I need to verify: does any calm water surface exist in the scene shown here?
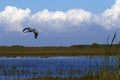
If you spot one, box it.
[0,56,119,80]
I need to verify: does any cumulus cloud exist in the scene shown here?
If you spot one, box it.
[0,6,92,32]
[31,9,92,31]
[0,6,30,32]
[96,0,120,29]
[0,0,120,33]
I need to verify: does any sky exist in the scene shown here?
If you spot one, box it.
[0,0,120,46]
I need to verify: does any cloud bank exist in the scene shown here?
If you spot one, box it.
[0,0,120,33]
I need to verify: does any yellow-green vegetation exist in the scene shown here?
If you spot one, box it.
[0,44,120,56]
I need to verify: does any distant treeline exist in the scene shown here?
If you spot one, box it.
[0,43,117,48]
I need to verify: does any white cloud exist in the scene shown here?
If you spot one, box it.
[0,6,92,32]
[97,0,120,29]
[0,0,120,33]
[31,9,92,31]
[66,9,91,25]
[0,6,30,32]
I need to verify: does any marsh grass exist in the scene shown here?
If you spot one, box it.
[0,44,120,57]
[93,30,120,80]
[28,31,120,80]
[0,31,120,80]
[0,56,119,80]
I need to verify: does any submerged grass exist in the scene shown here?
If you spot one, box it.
[27,71,120,80]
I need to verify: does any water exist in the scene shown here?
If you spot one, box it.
[0,56,119,80]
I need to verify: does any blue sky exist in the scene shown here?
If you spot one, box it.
[0,0,114,13]
[0,0,120,46]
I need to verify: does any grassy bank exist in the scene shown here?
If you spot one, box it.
[0,44,120,56]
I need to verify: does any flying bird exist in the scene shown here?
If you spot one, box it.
[22,27,39,39]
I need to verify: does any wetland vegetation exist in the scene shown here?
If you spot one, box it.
[0,31,120,80]
[0,43,120,57]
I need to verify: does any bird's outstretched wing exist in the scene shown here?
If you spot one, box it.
[34,33,38,39]
[22,28,28,32]
[22,27,31,32]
